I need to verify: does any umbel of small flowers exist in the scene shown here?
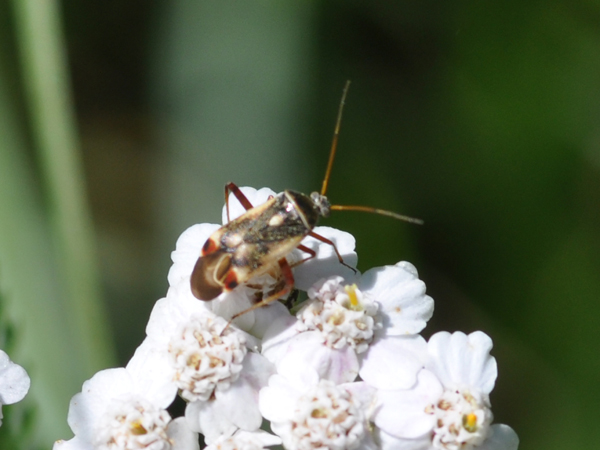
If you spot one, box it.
[53,187,519,450]
[0,349,30,427]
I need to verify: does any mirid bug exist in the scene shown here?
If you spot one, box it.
[190,81,422,322]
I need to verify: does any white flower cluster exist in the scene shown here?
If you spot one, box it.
[54,187,519,450]
[0,349,30,427]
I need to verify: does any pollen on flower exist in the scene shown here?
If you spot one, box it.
[130,419,147,435]
[94,396,172,450]
[299,277,379,353]
[168,313,247,402]
[279,380,366,450]
[463,413,478,432]
[429,387,493,450]
[344,284,361,311]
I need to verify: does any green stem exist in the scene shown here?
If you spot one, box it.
[11,0,115,371]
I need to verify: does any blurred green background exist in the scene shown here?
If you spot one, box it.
[1,0,599,448]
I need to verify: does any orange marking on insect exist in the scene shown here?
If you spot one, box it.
[223,271,239,291]
[202,238,219,255]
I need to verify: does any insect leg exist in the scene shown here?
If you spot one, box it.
[227,258,294,324]
[289,244,317,268]
[307,231,357,273]
[224,182,254,223]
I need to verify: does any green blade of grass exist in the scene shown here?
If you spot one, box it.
[3,0,116,444]
[0,61,73,445]
[11,0,115,370]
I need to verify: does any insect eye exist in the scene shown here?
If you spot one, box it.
[202,238,218,255]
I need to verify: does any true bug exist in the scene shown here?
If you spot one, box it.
[190,81,422,322]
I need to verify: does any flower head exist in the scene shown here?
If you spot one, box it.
[262,262,432,387]
[53,368,198,450]
[300,277,379,353]
[143,285,275,443]
[168,313,247,402]
[371,331,519,450]
[259,366,376,450]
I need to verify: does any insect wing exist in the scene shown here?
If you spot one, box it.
[191,250,233,300]
[223,194,308,280]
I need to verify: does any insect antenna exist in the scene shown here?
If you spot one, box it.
[321,80,423,225]
[321,80,351,197]
[330,205,423,225]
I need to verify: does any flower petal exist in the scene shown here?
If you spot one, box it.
[239,352,276,392]
[359,261,433,335]
[261,315,301,366]
[52,436,88,450]
[247,301,292,340]
[215,377,263,432]
[126,338,178,408]
[278,331,359,384]
[66,368,133,439]
[167,417,200,450]
[375,428,432,450]
[373,370,441,439]
[359,335,427,390]
[478,424,519,450]
[259,374,300,422]
[427,331,497,394]
[185,399,238,444]
[292,226,358,290]
[168,223,221,287]
[0,350,30,405]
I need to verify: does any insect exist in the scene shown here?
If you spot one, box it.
[190,81,422,322]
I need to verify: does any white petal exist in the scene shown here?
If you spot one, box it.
[211,289,257,331]
[360,336,427,390]
[359,262,434,335]
[258,374,299,422]
[427,331,497,394]
[239,352,276,392]
[167,417,200,450]
[52,436,89,450]
[478,424,519,450]
[67,368,133,439]
[222,187,277,223]
[232,429,282,447]
[278,331,359,384]
[173,280,219,316]
[126,338,178,408]
[246,301,292,340]
[0,350,30,405]
[215,378,263,431]
[168,223,221,287]
[146,286,212,343]
[375,428,433,450]
[342,381,376,416]
[146,286,212,350]
[185,400,237,444]
[292,226,358,290]
[374,370,441,439]
[145,297,176,341]
[261,315,301,366]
